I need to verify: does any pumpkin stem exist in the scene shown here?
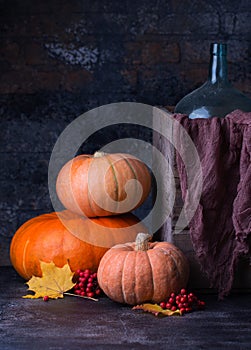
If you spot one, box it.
[135,233,152,251]
[94,151,107,158]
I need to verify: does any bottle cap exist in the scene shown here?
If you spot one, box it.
[210,43,227,56]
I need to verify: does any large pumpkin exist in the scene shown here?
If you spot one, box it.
[10,211,147,280]
[97,233,189,305]
[56,152,151,217]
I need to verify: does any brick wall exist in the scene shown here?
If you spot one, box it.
[0,0,250,265]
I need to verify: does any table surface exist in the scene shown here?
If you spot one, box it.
[1,267,251,350]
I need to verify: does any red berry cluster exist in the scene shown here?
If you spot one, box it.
[73,269,102,298]
[159,289,205,315]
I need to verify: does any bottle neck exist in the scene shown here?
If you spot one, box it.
[208,43,229,85]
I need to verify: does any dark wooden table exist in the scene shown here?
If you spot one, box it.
[1,267,251,350]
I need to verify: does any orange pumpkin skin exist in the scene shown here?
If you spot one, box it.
[10,211,147,280]
[97,240,189,305]
[56,152,151,217]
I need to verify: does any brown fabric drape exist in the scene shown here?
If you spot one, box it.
[173,110,251,298]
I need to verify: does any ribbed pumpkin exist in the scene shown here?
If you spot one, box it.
[97,233,189,305]
[56,152,151,217]
[10,211,147,280]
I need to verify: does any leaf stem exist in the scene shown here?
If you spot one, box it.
[63,292,99,302]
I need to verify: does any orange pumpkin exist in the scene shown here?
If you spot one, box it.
[97,233,189,305]
[10,211,147,280]
[56,152,151,217]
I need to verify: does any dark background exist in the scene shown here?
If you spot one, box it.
[0,0,250,265]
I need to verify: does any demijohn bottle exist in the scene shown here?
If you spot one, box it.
[174,43,251,119]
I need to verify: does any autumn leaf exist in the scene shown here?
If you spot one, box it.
[132,303,182,317]
[23,261,76,299]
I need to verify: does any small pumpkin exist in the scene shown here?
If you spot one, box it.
[10,210,147,280]
[56,152,151,217]
[97,233,189,305]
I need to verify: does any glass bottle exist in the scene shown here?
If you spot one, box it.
[174,43,251,119]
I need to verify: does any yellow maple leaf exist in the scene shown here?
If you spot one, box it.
[132,303,182,317]
[23,261,76,299]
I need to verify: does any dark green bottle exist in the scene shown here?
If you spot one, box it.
[174,43,251,119]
